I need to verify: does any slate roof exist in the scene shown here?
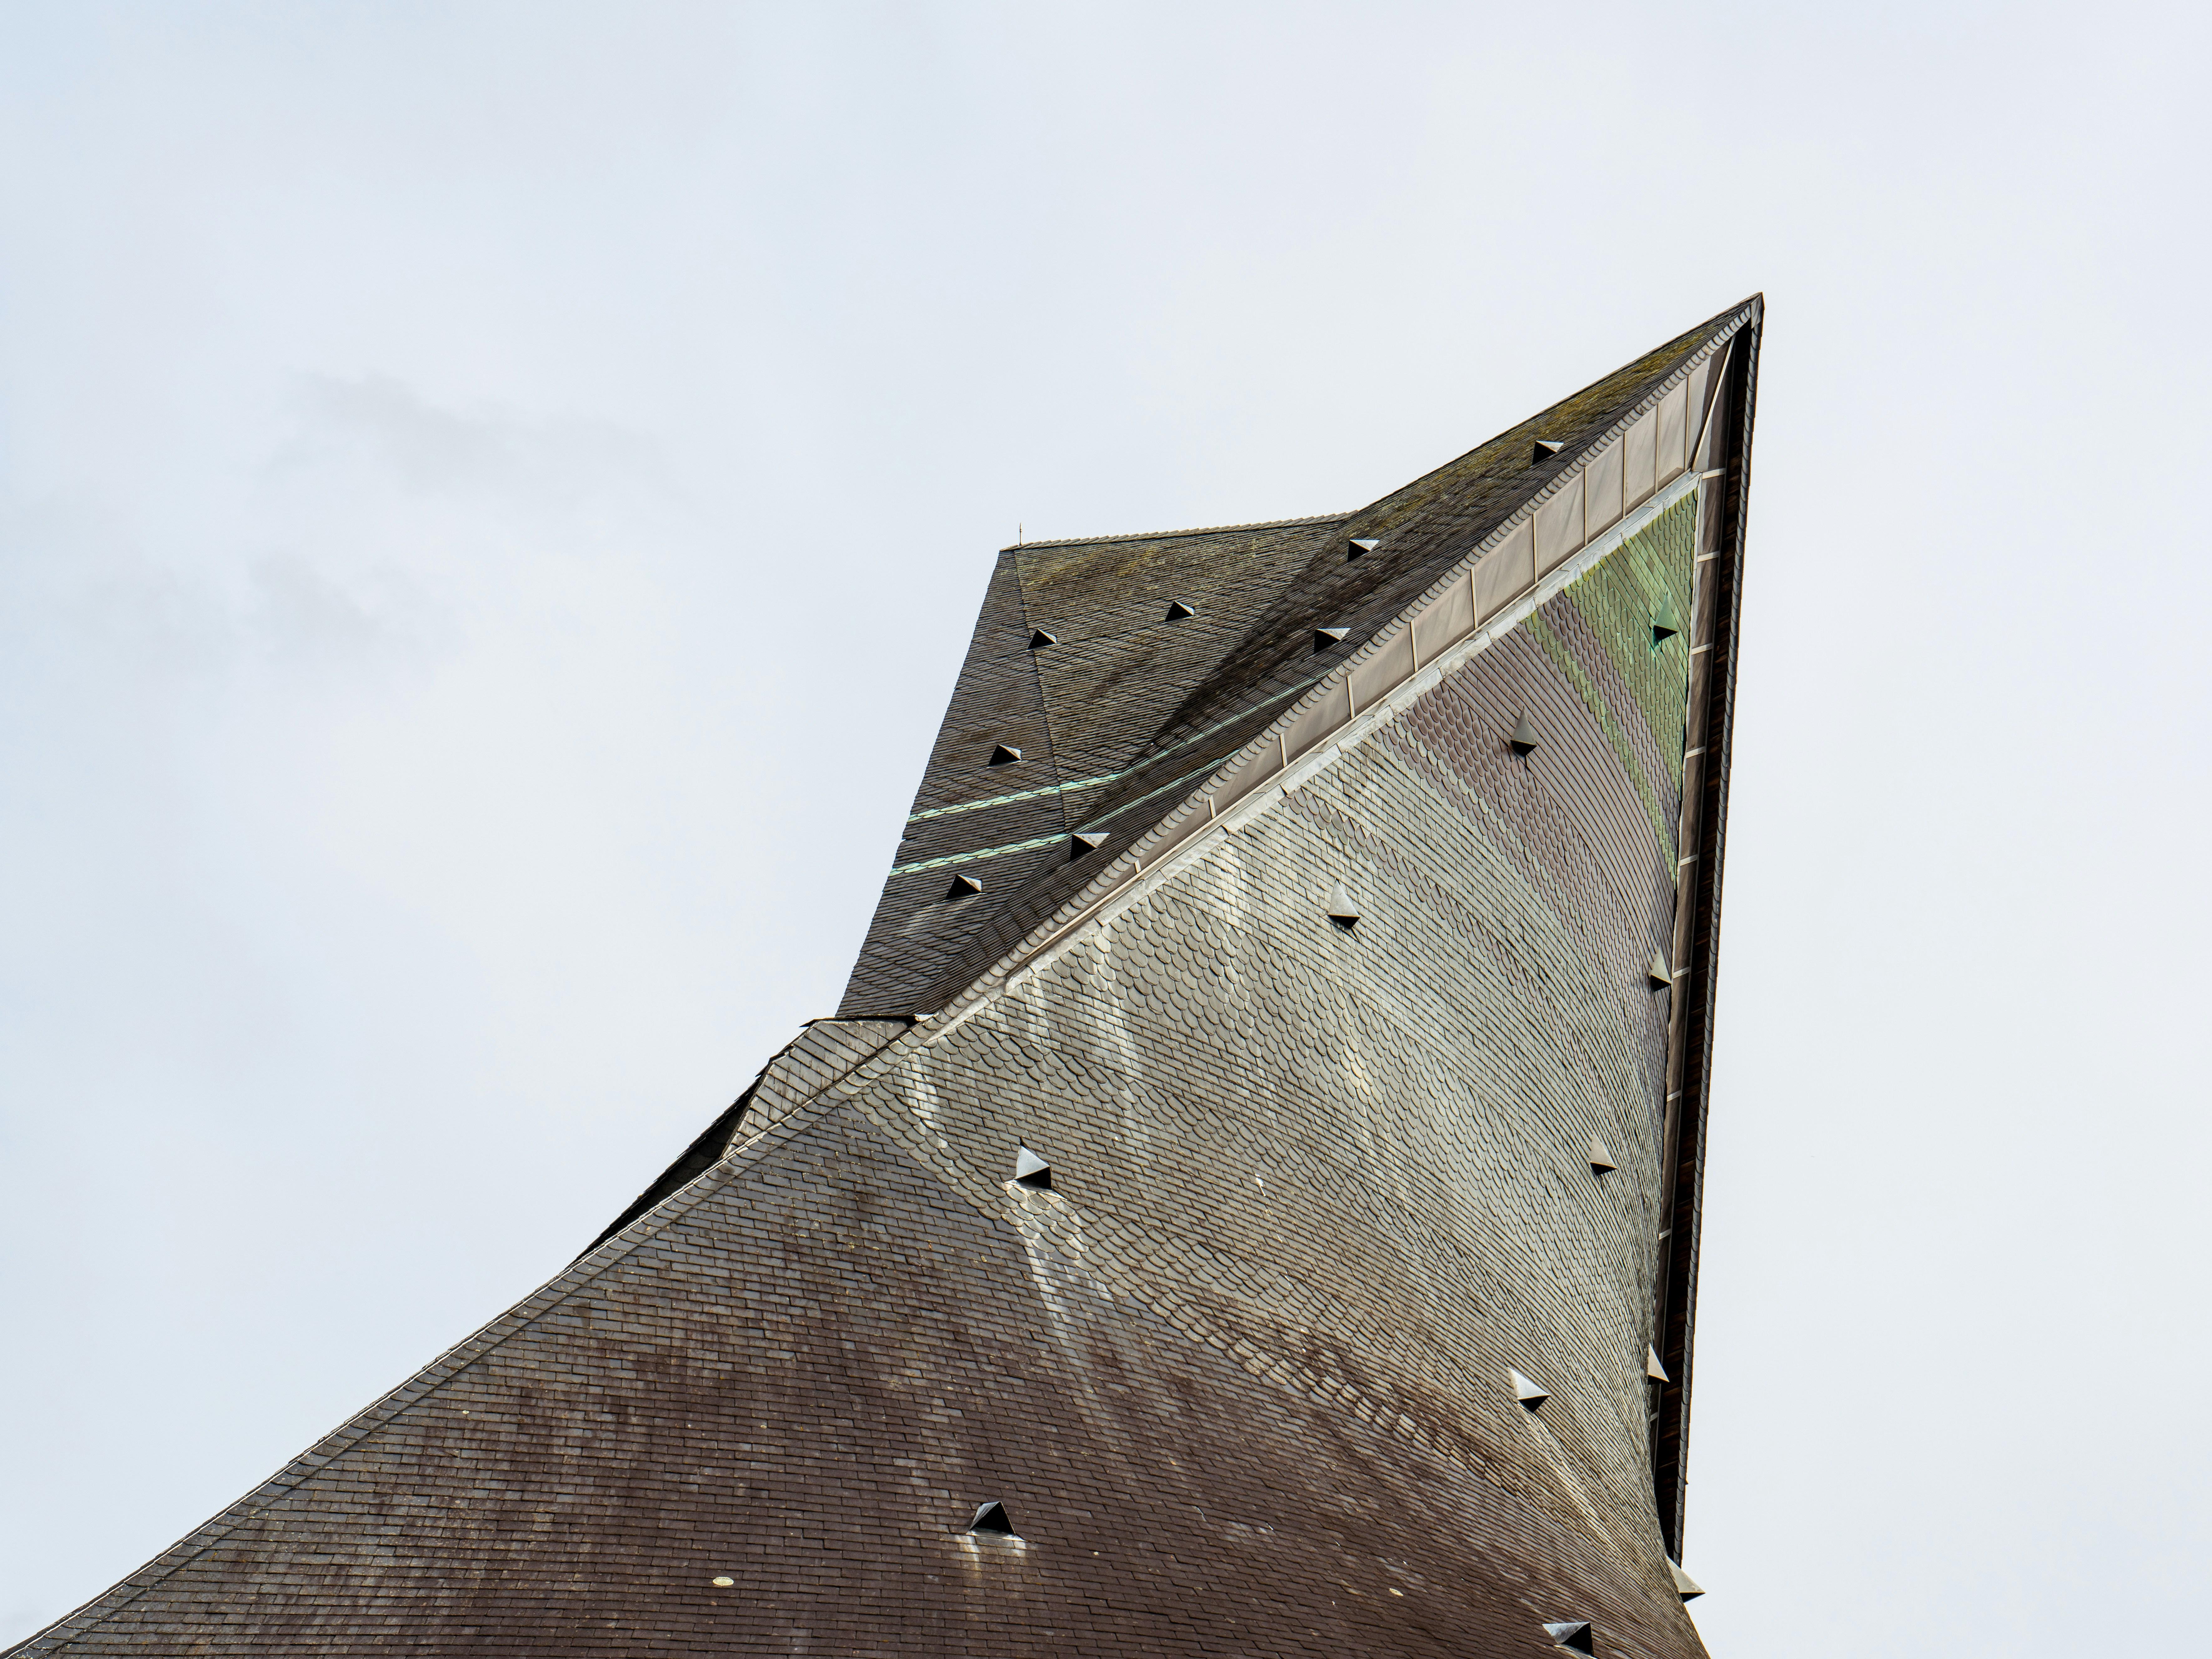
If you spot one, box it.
[839,297,1761,1017]
[1,304,1763,1659]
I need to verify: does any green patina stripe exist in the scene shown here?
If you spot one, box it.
[891,835,1068,876]
[903,492,1699,878]
[1525,492,1698,859]
[905,671,1326,824]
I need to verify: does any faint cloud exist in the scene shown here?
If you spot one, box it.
[270,374,662,503]
[290,376,513,493]
[248,551,447,675]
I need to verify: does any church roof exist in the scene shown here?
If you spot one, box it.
[7,301,1763,1658]
[840,297,1762,1017]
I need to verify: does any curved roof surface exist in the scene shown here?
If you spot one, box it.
[840,298,1759,1017]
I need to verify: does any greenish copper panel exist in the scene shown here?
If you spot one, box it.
[1525,492,1698,857]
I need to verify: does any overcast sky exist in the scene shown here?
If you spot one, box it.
[3,3,2207,1651]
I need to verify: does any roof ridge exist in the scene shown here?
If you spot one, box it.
[1001,510,1349,553]
[1342,297,1757,528]
[998,299,1756,561]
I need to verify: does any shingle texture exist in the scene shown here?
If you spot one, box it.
[841,301,1750,1019]
[11,302,1760,1657]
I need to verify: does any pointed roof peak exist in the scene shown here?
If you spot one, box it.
[840,299,1762,1020]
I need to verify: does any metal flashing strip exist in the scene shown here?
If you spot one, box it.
[890,834,1068,877]
[1654,303,1760,1559]
[1074,758,1226,831]
[904,672,1328,827]
[906,777,1079,825]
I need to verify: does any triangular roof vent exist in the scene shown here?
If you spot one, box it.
[1509,1369,1549,1409]
[1533,437,1567,463]
[1325,881,1361,927]
[945,874,983,900]
[1164,600,1196,621]
[1069,831,1109,858]
[1671,1562,1706,1601]
[1028,629,1058,649]
[1012,1147,1052,1190]
[1588,1136,1617,1173]
[988,744,1023,766]
[1543,1621,1594,1653]
[968,1501,1016,1535]
[1347,537,1380,560]
[1651,596,1683,642]
[1313,627,1351,654]
[1509,712,1542,755]
[1646,1346,1670,1382]
[1647,952,1673,988]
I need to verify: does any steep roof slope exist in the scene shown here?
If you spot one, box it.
[5,302,1761,1659]
[840,299,1756,1017]
[836,514,1341,1014]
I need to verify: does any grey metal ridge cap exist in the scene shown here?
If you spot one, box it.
[1133,332,1731,758]
[1375,319,1742,591]
[1484,312,1749,527]
[1341,300,1752,530]
[1553,297,1755,461]
[998,510,1351,554]
[1129,312,1749,751]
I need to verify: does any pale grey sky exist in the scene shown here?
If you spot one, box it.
[3,3,2206,1652]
